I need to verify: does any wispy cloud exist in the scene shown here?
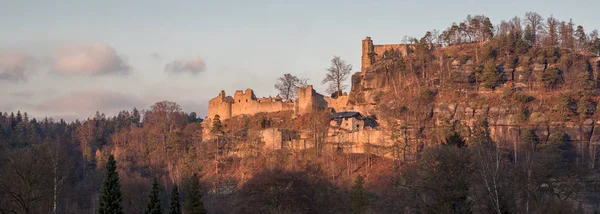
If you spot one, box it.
[37,89,145,119]
[51,43,131,76]
[164,57,206,75]
[0,52,36,82]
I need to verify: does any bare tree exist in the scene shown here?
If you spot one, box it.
[305,110,331,157]
[0,147,54,214]
[524,12,544,47]
[274,73,305,100]
[322,56,352,95]
[44,141,73,214]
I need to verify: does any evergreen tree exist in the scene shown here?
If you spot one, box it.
[539,66,563,90]
[184,173,206,214]
[211,114,223,134]
[132,107,141,125]
[350,175,368,214]
[480,60,503,90]
[98,155,124,214]
[169,184,182,214]
[145,178,163,214]
[444,132,467,148]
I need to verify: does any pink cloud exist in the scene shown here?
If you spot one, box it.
[164,57,206,75]
[51,43,131,76]
[0,52,35,81]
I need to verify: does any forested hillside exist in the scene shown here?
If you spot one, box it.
[2,12,600,214]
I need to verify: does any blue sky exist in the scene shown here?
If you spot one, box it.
[1,0,598,121]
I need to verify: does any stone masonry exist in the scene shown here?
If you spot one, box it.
[361,36,413,71]
[208,85,353,120]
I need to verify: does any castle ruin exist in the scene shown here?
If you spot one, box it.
[207,85,354,120]
[361,36,413,71]
[208,37,408,120]
[208,89,295,120]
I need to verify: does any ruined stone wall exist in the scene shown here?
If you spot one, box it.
[361,37,411,71]
[373,44,410,59]
[261,128,283,151]
[326,129,388,154]
[207,88,294,120]
[296,85,327,115]
[208,90,233,120]
[296,85,350,114]
[324,95,351,112]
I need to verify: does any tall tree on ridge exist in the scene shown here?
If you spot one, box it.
[524,12,544,47]
[323,56,352,96]
[274,73,306,100]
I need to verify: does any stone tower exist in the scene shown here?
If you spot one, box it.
[361,37,374,72]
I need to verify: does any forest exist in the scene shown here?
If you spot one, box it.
[2,11,600,214]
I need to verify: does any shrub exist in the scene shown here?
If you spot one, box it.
[481,45,497,61]
[539,67,563,90]
[512,93,536,104]
[458,54,471,64]
[516,107,530,123]
[576,72,596,90]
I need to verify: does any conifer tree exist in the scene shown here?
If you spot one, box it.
[98,155,124,214]
[445,132,467,148]
[480,60,503,90]
[184,173,206,214]
[145,178,163,214]
[350,175,368,214]
[211,115,223,134]
[169,184,182,214]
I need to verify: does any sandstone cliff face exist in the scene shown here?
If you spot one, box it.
[351,54,600,106]
[350,60,406,105]
[431,102,598,145]
[349,54,600,147]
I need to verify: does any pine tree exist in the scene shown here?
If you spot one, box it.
[132,107,141,125]
[445,132,467,148]
[480,60,502,90]
[98,155,124,214]
[184,173,206,214]
[145,178,163,214]
[350,175,368,214]
[211,115,223,134]
[169,184,182,214]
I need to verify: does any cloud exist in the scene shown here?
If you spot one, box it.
[9,90,34,98]
[176,100,208,117]
[37,89,145,119]
[8,88,58,98]
[164,57,206,75]
[0,52,35,81]
[51,43,131,76]
[150,52,161,61]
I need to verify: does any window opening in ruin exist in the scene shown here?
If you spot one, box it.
[238,100,240,103]
[246,99,248,102]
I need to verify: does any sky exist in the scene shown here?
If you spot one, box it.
[1,0,599,121]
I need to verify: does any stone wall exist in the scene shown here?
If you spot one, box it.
[208,90,234,120]
[361,37,411,71]
[295,85,350,115]
[208,85,352,121]
[207,89,294,120]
